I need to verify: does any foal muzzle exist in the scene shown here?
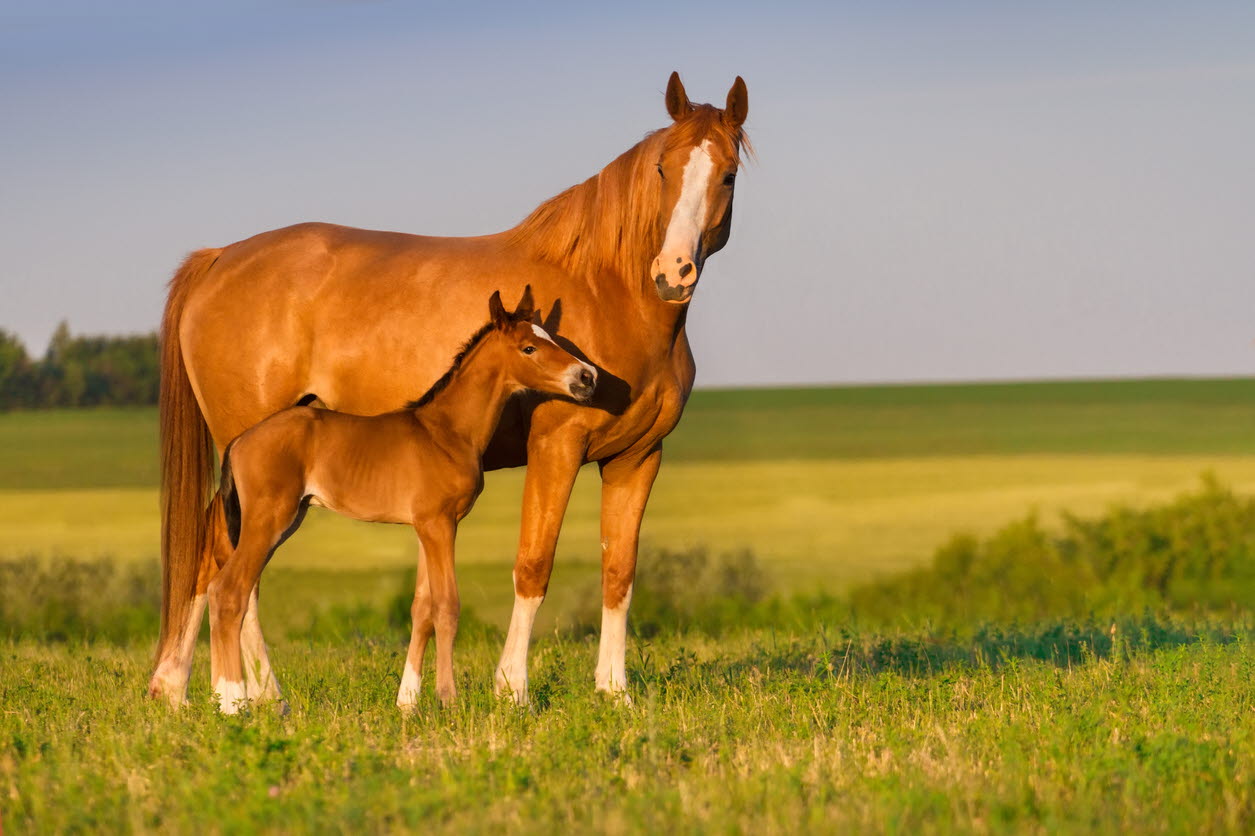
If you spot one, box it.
[568,364,597,402]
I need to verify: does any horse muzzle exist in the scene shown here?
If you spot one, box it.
[567,364,597,402]
[651,254,701,303]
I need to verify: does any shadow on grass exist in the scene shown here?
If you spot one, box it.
[626,612,1251,694]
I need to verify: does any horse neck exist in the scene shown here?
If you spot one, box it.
[414,339,515,456]
[508,131,669,304]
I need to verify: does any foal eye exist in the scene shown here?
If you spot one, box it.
[656,163,665,179]
[522,345,537,355]
[723,172,736,187]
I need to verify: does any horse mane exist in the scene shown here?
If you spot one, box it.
[405,321,495,410]
[508,105,749,282]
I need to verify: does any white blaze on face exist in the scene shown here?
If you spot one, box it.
[658,140,717,279]
[531,324,556,344]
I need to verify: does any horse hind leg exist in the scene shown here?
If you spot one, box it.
[147,496,221,706]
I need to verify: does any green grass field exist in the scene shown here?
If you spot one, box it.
[4,379,1255,627]
[6,378,1255,832]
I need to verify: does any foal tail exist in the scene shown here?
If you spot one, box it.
[219,440,242,550]
[154,248,221,669]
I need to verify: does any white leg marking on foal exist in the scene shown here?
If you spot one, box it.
[214,678,247,714]
[496,588,543,704]
[596,583,633,702]
[397,660,422,707]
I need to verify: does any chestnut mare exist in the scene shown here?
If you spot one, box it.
[149,71,749,708]
[210,289,595,713]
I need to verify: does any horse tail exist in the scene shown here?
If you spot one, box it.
[219,440,242,550]
[155,248,221,666]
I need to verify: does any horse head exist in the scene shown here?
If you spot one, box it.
[650,72,749,304]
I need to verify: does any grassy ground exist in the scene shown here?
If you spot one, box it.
[6,379,1255,832]
[5,627,1255,832]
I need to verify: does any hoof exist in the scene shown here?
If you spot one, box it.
[596,685,633,707]
[494,670,528,706]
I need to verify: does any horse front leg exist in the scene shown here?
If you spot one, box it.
[414,516,459,706]
[494,437,584,705]
[595,445,662,701]
[397,541,434,710]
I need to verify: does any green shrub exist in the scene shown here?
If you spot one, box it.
[0,556,159,643]
[849,475,1255,630]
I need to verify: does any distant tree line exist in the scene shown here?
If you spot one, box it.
[0,322,159,409]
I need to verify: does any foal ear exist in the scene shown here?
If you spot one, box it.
[514,285,535,322]
[489,290,508,328]
[724,76,748,129]
[665,71,691,121]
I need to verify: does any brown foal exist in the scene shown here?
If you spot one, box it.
[208,289,595,713]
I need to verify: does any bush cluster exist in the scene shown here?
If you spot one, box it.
[5,478,1255,649]
[848,475,1255,628]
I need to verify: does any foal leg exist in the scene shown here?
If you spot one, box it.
[595,446,663,701]
[208,500,297,714]
[240,584,285,710]
[415,517,459,706]
[495,437,584,704]
[200,493,285,707]
[397,540,434,710]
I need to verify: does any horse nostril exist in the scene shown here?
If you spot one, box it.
[678,263,693,279]
[579,370,594,387]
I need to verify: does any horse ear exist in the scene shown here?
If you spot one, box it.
[515,285,535,321]
[724,76,748,129]
[489,290,507,328]
[665,71,691,121]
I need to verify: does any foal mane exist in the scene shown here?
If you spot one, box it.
[509,106,749,283]
[405,321,495,410]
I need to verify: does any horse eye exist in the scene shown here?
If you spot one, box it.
[723,172,736,187]
[522,345,537,355]
[656,163,665,179]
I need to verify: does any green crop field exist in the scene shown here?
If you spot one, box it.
[5,378,1255,832]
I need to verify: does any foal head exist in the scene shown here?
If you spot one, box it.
[488,287,597,402]
[650,71,749,304]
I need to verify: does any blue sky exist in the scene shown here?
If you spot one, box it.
[3,1,1253,386]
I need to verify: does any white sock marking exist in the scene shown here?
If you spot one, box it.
[496,587,543,704]
[397,659,422,707]
[596,583,633,700]
[214,678,247,714]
